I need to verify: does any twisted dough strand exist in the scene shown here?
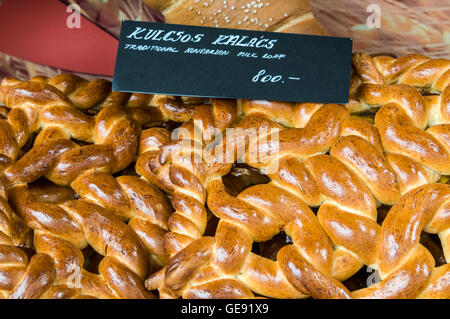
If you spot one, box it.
[351,53,450,194]
[8,183,153,298]
[351,183,450,298]
[137,98,238,258]
[1,74,174,186]
[0,77,73,170]
[71,171,173,273]
[0,176,96,299]
[0,175,55,298]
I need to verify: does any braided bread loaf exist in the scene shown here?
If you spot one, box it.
[0,75,193,298]
[146,53,449,299]
[136,98,238,257]
[142,0,327,35]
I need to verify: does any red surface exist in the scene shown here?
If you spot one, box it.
[0,0,118,76]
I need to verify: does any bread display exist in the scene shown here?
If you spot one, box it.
[0,52,448,298]
[0,0,448,301]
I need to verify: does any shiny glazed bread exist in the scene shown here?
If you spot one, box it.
[0,52,448,298]
[145,53,450,299]
[0,74,228,298]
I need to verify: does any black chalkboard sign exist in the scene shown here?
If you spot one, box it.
[113,20,352,103]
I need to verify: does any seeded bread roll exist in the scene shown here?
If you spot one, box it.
[142,0,328,35]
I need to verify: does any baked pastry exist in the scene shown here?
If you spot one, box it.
[136,98,238,257]
[0,53,448,299]
[0,75,207,298]
[145,53,450,299]
[142,0,328,35]
[0,73,246,298]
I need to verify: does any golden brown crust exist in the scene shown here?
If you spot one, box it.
[138,99,238,258]
[73,172,173,269]
[352,53,450,91]
[352,184,449,299]
[0,75,211,175]
[143,0,327,35]
[147,100,383,298]
[351,53,450,192]
[5,166,161,299]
